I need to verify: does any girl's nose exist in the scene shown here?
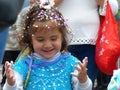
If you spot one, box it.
[43,41,52,48]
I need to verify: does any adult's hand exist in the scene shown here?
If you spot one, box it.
[96,0,105,8]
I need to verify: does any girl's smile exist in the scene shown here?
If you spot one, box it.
[31,22,63,59]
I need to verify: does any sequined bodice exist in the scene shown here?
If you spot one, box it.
[13,53,78,90]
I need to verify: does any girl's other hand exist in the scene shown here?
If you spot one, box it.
[5,61,16,86]
[71,57,88,83]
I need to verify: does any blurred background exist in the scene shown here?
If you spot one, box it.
[0,0,120,90]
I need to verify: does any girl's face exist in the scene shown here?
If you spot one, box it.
[32,27,63,59]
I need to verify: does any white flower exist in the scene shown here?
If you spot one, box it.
[40,0,55,9]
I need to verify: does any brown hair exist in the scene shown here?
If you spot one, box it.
[19,3,69,53]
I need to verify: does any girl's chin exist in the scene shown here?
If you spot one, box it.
[44,55,54,59]
[43,53,56,59]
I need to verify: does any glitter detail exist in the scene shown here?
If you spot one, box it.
[13,52,78,90]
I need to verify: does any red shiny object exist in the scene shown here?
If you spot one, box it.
[95,2,120,75]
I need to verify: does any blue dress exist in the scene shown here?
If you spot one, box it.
[13,52,78,90]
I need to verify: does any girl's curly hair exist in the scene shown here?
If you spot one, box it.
[19,3,69,53]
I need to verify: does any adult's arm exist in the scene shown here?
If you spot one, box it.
[0,0,24,31]
[99,0,118,15]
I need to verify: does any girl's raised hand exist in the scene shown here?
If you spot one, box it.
[5,61,16,86]
[71,57,88,83]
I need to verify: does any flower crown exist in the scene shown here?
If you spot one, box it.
[26,0,65,28]
[26,0,73,37]
[40,0,55,9]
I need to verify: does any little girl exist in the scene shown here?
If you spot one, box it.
[3,1,92,90]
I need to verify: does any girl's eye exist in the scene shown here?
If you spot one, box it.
[37,38,44,42]
[51,36,57,41]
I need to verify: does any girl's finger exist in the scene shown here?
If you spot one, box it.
[78,57,87,71]
[75,65,82,72]
[71,73,78,77]
[82,57,88,67]
[10,61,14,64]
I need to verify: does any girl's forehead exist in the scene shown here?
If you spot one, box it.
[31,21,61,34]
[32,21,60,31]
[33,28,62,38]
[36,28,60,34]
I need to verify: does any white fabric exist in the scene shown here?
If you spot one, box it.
[99,0,119,15]
[15,6,30,33]
[5,26,20,50]
[5,6,30,51]
[58,0,118,45]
